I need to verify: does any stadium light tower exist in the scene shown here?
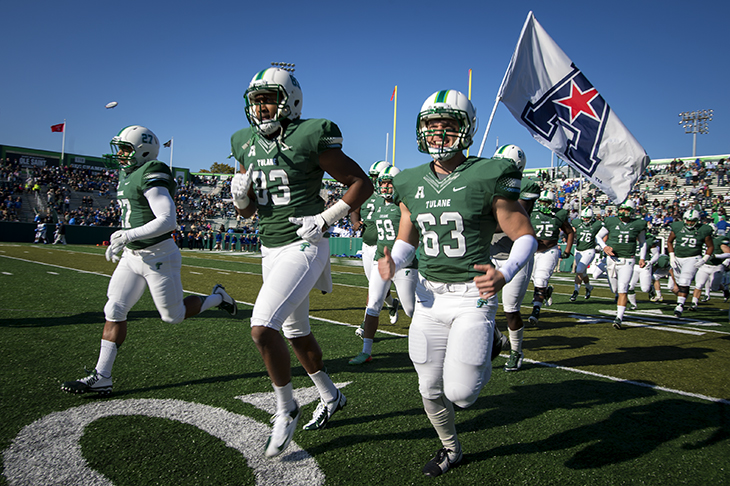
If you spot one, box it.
[679,109,713,157]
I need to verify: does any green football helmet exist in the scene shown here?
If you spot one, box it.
[105,125,160,174]
[416,90,477,162]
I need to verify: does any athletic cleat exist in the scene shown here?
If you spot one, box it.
[674,304,684,318]
[613,317,623,330]
[355,322,365,339]
[61,369,112,395]
[212,284,237,316]
[264,403,300,458]
[528,306,540,326]
[545,286,554,306]
[629,303,638,311]
[303,389,347,430]
[648,287,656,300]
[700,295,710,303]
[650,294,663,302]
[689,304,699,311]
[422,447,463,477]
[585,284,593,300]
[348,352,372,365]
[388,298,400,324]
[504,350,524,372]
[569,290,578,302]
[491,328,509,361]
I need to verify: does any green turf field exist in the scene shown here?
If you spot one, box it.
[1,242,728,485]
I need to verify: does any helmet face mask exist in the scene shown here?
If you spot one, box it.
[416,90,476,162]
[536,190,555,215]
[106,125,160,174]
[618,201,635,219]
[377,166,400,200]
[581,207,593,223]
[244,68,302,136]
[493,144,526,172]
[684,209,700,228]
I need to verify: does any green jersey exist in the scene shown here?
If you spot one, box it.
[603,216,647,258]
[117,160,177,250]
[708,235,730,265]
[670,221,713,258]
[572,219,604,251]
[393,157,521,283]
[360,194,384,246]
[655,254,670,269]
[530,207,569,242]
[635,233,656,260]
[230,118,342,247]
[373,201,417,269]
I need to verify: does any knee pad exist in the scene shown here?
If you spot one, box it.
[104,300,130,323]
[533,287,545,300]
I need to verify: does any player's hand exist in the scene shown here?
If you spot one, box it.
[473,263,506,299]
[639,259,646,268]
[669,253,678,271]
[561,250,571,259]
[694,256,708,269]
[231,164,254,210]
[603,246,616,257]
[289,214,327,244]
[105,230,129,263]
[378,246,395,281]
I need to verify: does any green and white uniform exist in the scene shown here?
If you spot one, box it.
[670,221,713,287]
[359,193,384,281]
[571,218,604,274]
[600,216,647,293]
[694,234,730,292]
[106,160,186,324]
[230,118,341,334]
[530,207,569,288]
[393,157,522,408]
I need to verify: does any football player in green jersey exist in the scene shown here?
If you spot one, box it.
[570,207,604,301]
[595,200,647,328]
[690,224,730,309]
[230,67,373,458]
[667,209,714,317]
[651,249,672,302]
[627,232,661,309]
[349,166,417,365]
[350,160,399,335]
[489,144,539,371]
[527,190,574,325]
[378,90,537,477]
[61,126,237,396]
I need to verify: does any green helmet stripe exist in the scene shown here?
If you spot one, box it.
[435,90,450,103]
[254,69,268,81]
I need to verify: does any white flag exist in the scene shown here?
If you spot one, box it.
[498,11,649,204]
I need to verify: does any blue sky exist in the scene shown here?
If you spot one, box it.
[1,1,727,174]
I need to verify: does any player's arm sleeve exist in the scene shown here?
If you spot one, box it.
[638,232,647,260]
[595,227,609,249]
[124,186,177,241]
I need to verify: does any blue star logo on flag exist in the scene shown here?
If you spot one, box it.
[519,64,609,176]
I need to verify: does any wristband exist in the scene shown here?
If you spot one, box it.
[320,200,351,227]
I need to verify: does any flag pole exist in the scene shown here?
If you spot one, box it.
[169,137,174,169]
[61,119,66,166]
[477,97,501,157]
[392,86,398,167]
[467,69,473,157]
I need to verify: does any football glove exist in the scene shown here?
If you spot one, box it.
[695,254,711,269]
[231,164,254,210]
[562,250,571,259]
[289,214,327,244]
[105,230,130,263]
[669,252,678,271]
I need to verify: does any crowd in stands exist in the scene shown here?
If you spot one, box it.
[3,154,728,246]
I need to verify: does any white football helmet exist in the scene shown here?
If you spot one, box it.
[244,67,303,136]
[684,209,700,228]
[369,160,391,182]
[581,207,594,222]
[107,125,160,174]
[493,144,527,172]
[536,190,555,214]
[377,166,401,199]
[416,90,477,162]
[618,200,635,218]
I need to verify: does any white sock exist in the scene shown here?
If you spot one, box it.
[509,327,524,353]
[628,293,637,306]
[95,339,117,379]
[616,305,626,320]
[422,395,460,454]
[200,293,223,312]
[362,338,373,355]
[273,382,296,413]
[308,369,337,403]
